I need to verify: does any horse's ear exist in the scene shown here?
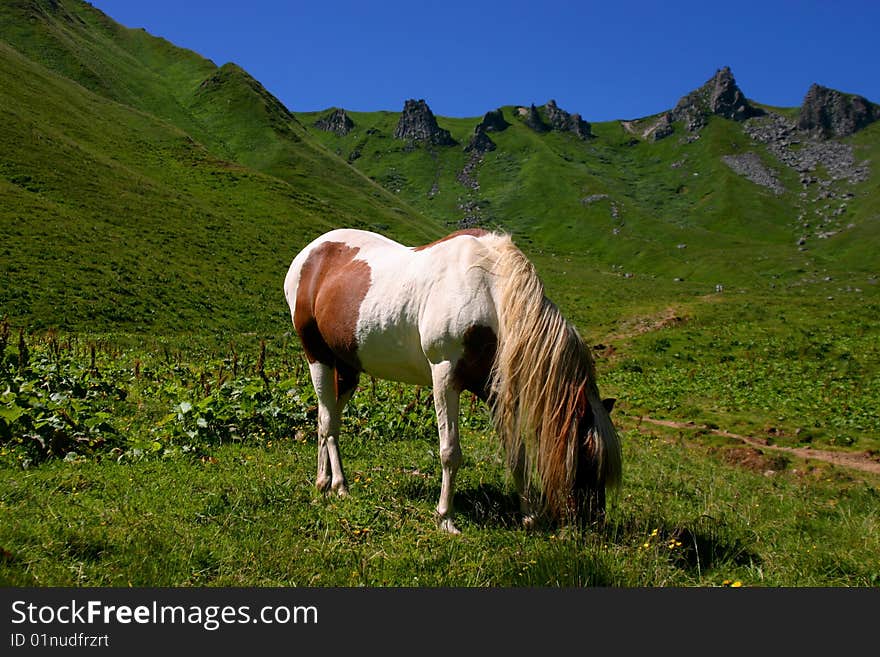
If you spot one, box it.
[602,398,616,414]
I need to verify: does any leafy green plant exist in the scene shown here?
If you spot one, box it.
[0,327,126,464]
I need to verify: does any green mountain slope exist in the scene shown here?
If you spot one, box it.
[2,0,878,339]
[302,99,879,292]
[0,0,432,234]
[0,0,441,333]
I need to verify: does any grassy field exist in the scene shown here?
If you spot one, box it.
[1,312,878,587]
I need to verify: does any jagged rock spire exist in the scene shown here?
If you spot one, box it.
[668,66,761,133]
[393,99,456,146]
[314,108,354,136]
[544,100,592,139]
[797,83,879,138]
[464,108,510,154]
[519,101,592,139]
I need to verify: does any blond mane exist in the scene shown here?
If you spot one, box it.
[479,233,622,518]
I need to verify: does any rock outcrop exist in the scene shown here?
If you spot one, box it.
[620,113,673,142]
[744,112,869,182]
[522,104,549,133]
[464,127,496,154]
[663,66,761,135]
[464,108,509,154]
[544,100,592,139]
[797,84,879,138]
[314,108,354,136]
[476,108,510,133]
[519,101,591,138]
[393,99,456,146]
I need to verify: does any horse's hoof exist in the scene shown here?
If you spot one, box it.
[333,484,349,498]
[437,516,461,535]
[522,514,537,530]
[315,477,331,493]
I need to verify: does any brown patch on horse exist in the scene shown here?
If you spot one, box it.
[293,241,371,396]
[452,324,497,400]
[412,228,490,252]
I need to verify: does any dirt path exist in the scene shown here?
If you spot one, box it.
[636,416,880,475]
[604,306,879,476]
[605,306,685,344]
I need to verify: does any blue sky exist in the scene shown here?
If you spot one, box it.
[89,0,880,121]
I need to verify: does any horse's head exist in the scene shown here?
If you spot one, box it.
[571,394,617,525]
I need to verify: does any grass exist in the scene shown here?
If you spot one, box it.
[1,328,878,587]
[0,1,443,334]
[601,290,880,453]
[3,415,877,587]
[0,37,437,333]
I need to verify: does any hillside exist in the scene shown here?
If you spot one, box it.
[1,1,879,444]
[0,0,441,333]
[3,1,879,334]
[301,75,880,294]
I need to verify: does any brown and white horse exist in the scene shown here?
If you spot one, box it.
[284,228,621,533]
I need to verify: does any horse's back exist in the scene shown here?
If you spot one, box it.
[285,228,502,387]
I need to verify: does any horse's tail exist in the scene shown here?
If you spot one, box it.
[484,234,620,518]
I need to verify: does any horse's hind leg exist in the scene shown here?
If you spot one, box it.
[309,362,352,496]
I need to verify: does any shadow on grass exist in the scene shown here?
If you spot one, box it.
[672,517,761,574]
[454,484,523,529]
[396,476,523,529]
[609,513,761,575]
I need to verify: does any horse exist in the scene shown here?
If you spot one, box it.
[283,228,621,534]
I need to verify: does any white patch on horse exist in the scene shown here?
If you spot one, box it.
[351,232,500,386]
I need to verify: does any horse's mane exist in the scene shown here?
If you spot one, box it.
[478,233,622,518]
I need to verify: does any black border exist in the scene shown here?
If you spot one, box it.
[2,587,876,652]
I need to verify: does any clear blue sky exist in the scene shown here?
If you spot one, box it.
[90,0,880,121]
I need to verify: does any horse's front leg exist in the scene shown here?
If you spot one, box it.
[511,444,538,529]
[431,362,461,534]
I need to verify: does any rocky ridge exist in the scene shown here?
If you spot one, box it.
[517,101,591,139]
[669,66,762,132]
[654,66,762,140]
[627,67,761,141]
[393,99,456,146]
[544,100,592,139]
[314,108,354,136]
[614,69,875,248]
[304,68,875,248]
[797,83,879,138]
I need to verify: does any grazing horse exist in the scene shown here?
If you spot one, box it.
[283,228,621,533]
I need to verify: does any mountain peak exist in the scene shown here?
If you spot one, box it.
[393,99,456,146]
[669,66,761,133]
[544,100,592,139]
[517,101,592,139]
[193,61,303,140]
[314,107,355,136]
[797,83,879,138]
